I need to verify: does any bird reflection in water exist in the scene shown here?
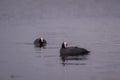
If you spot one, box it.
[60,55,88,66]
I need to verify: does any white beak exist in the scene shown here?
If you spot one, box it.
[40,37,44,42]
[64,42,67,48]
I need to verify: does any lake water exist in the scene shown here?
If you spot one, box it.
[0,0,120,80]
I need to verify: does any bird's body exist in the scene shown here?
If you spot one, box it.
[34,37,47,48]
[60,42,90,56]
[60,47,89,56]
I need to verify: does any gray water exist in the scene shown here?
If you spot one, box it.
[0,0,120,80]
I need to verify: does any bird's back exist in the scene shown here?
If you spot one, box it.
[60,47,89,56]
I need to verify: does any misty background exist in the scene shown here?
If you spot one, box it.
[0,0,120,42]
[0,0,120,19]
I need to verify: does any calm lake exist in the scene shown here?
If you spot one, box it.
[0,0,120,80]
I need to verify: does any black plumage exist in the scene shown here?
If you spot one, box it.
[60,42,90,56]
[34,37,47,48]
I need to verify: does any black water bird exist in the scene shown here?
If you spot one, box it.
[60,42,90,57]
[34,37,47,48]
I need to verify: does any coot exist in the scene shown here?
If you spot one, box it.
[60,42,90,56]
[34,37,47,48]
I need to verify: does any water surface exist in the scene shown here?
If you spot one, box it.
[0,0,120,80]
